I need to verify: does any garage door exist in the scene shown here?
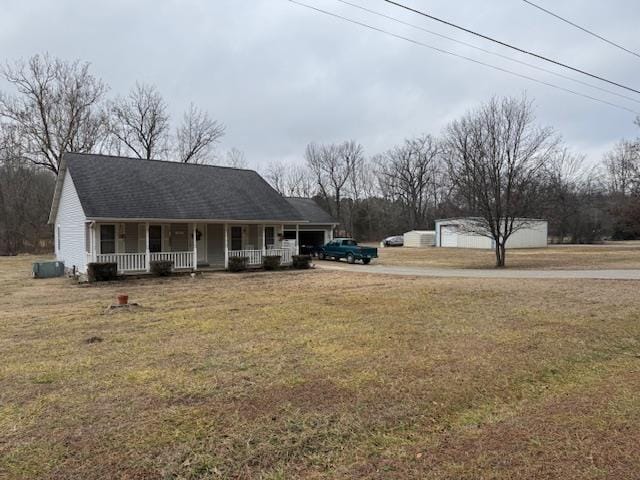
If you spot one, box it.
[299,231,326,254]
[440,225,458,247]
[283,230,327,254]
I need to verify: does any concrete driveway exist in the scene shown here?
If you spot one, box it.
[316,262,640,280]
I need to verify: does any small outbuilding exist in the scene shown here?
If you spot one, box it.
[435,218,548,249]
[403,230,436,248]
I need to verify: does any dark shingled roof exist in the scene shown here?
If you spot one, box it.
[63,153,306,221]
[285,197,336,224]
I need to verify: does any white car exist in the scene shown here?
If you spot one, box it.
[382,235,404,247]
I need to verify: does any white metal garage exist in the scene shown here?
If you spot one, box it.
[403,230,436,248]
[435,218,548,249]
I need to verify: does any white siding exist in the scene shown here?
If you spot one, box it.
[456,230,493,249]
[505,221,548,249]
[54,171,87,273]
[435,219,547,249]
[403,230,436,248]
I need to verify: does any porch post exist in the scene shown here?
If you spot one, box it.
[192,223,198,271]
[261,225,266,255]
[90,223,96,263]
[295,224,300,255]
[145,222,150,272]
[224,223,229,269]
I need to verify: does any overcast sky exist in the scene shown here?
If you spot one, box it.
[2,0,639,168]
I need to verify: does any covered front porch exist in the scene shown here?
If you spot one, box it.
[86,221,301,273]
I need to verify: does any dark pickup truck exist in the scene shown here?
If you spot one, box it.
[318,238,378,265]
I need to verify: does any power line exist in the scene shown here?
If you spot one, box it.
[288,0,639,115]
[383,0,640,95]
[522,0,640,60]
[335,0,640,105]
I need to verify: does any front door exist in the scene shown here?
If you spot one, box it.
[264,226,275,249]
[149,225,162,253]
[231,226,242,251]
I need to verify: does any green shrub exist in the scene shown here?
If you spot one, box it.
[263,255,281,271]
[150,260,173,276]
[87,262,118,282]
[228,256,248,272]
[292,255,312,269]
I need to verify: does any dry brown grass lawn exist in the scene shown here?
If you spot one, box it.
[375,243,640,270]
[1,255,640,479]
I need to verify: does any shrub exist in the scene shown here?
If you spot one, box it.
[87,262,118,282]
[263,255,281,271]
[228,256,248,272]
[150,260,173,276]
[292,255,312,269]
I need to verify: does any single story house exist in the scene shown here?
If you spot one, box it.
[49,153,336,274]
[403,230,436,248]
[435,218,548,249]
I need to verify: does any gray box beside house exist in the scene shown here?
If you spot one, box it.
[32,261,65,278]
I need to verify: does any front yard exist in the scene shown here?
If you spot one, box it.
[375,242,640,269]
[1,255,639,479]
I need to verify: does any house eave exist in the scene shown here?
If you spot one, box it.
[47,157,67,225]
[85,217,309,224]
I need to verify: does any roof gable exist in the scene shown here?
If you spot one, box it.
[285,197,336,224]
[60,153,305,222]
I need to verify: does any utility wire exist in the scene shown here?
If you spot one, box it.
[383,0,640,95]
[288,0,639,115]
[336,0,640,105]
[522,0,640,60]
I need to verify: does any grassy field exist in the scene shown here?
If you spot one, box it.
[1,255,640,479]
[374,243,640,270]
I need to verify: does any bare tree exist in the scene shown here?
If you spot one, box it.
[0,54,108,174]
[265,160,314,196]
[445,96,558,267]
[376,135,442,229]
[175,103,225,163]
[286,163,315,197]
[221,147,248,169]
[265,160,287,194]
[109,82,169,160]
[604,139,639,197]
[306,140,362,228]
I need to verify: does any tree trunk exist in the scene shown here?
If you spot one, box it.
[494,242,506,268]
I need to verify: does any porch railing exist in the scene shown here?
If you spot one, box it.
[229,248,295,266]
[229,249,263,266]
[150,251,194,270]
[267,248,294,265]
[96,253,146,272]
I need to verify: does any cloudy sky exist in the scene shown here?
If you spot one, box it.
[2,0,639,168]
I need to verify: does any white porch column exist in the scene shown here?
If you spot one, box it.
[224,223,229,269]
[90,223,96,263]
[145,222,150,272]
[192,223,198,271]
[261,225,266,255]
[295,224,300,255]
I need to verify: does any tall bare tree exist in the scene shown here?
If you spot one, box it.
[446,96,558,267]
[376,135,442,229]
[0,54,108,174]
[175,103,225,163]
[265,159,315,197]
[604,139,639,197]
[109,82,169,160]
[306,140,362,228]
